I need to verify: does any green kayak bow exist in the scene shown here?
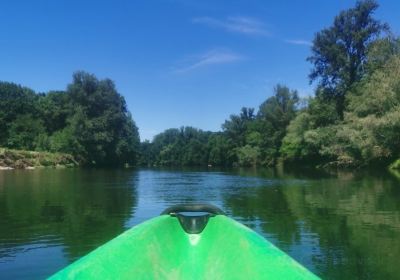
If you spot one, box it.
[49,204,319,279]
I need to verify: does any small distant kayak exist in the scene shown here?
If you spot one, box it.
[49,204,319,279]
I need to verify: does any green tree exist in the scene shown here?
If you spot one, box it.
[38,91,70,134]
[0,82,39,146]
[207,133,234,166]
[308,0,388,117]
[257,85,299,165]
[280,112,313,161]
[65,72,140,165]
[236,145,261,167]
[7,114,45,150]
[366,37,400,72]
[222,107,255,148]
[144,127,211,167]
[151,128,181,166]
[138,140,156,166]
[307,95,340,127]
[282,42,400,168]
[343,53,400,165]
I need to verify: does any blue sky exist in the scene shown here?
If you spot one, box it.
[1,1,399,141]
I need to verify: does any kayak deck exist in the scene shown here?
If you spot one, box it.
[49,214,319,279]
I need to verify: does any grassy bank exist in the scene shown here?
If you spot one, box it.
[0,148,78,170]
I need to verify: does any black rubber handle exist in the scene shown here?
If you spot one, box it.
[161,203,225,216]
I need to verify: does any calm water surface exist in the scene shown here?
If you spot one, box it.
[0,168,400,279]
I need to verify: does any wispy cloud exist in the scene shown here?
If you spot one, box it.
[285,39,312,46]
[173,49,244,73]
[192,16,269,36]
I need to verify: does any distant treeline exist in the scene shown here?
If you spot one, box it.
[139,0,400,169]
[0,72,139,166]
[1,0,400,169]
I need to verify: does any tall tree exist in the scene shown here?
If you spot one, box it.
[7,114,45,150]
[146,126,211,166]
[38,91,70,134]
[0,82,39,146]
[65,71,140,165]
[222,107,255,147]
[257,85,299,165]
[207,133,234,166]
[308,0,388,117]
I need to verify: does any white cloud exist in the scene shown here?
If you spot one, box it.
[173,49,244,73]
[285,39,312,46]
[192,16,269,36]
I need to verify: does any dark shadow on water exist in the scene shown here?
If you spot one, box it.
[1,167,400,279]
[221,168,400,279]
[0,168,138,276]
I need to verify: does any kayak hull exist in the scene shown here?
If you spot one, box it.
[49,215,319,279]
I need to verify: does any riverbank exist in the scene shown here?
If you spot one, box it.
[0,148,78,170]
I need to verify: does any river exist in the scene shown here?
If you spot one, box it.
[0,168,399,279]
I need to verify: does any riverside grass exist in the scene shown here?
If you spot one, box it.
[0,148,77,169]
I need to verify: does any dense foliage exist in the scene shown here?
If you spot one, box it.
[1,1,399,169]
[138,127,212,167]
[0,72,139,166]
[139,85,300,167]
[307,0,388,118]
[140,0,400,169]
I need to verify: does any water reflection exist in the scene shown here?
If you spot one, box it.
[222,171,400,279]
[0,169,137,278]
[1,168,400,279]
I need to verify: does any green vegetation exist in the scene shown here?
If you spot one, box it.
[1,1,399,170]
[0,148,77,169]
[0,72,139,167]
[0,169,137,260]
[138,127,212,167]
[140,0,400,169]
[307,0,388,118]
